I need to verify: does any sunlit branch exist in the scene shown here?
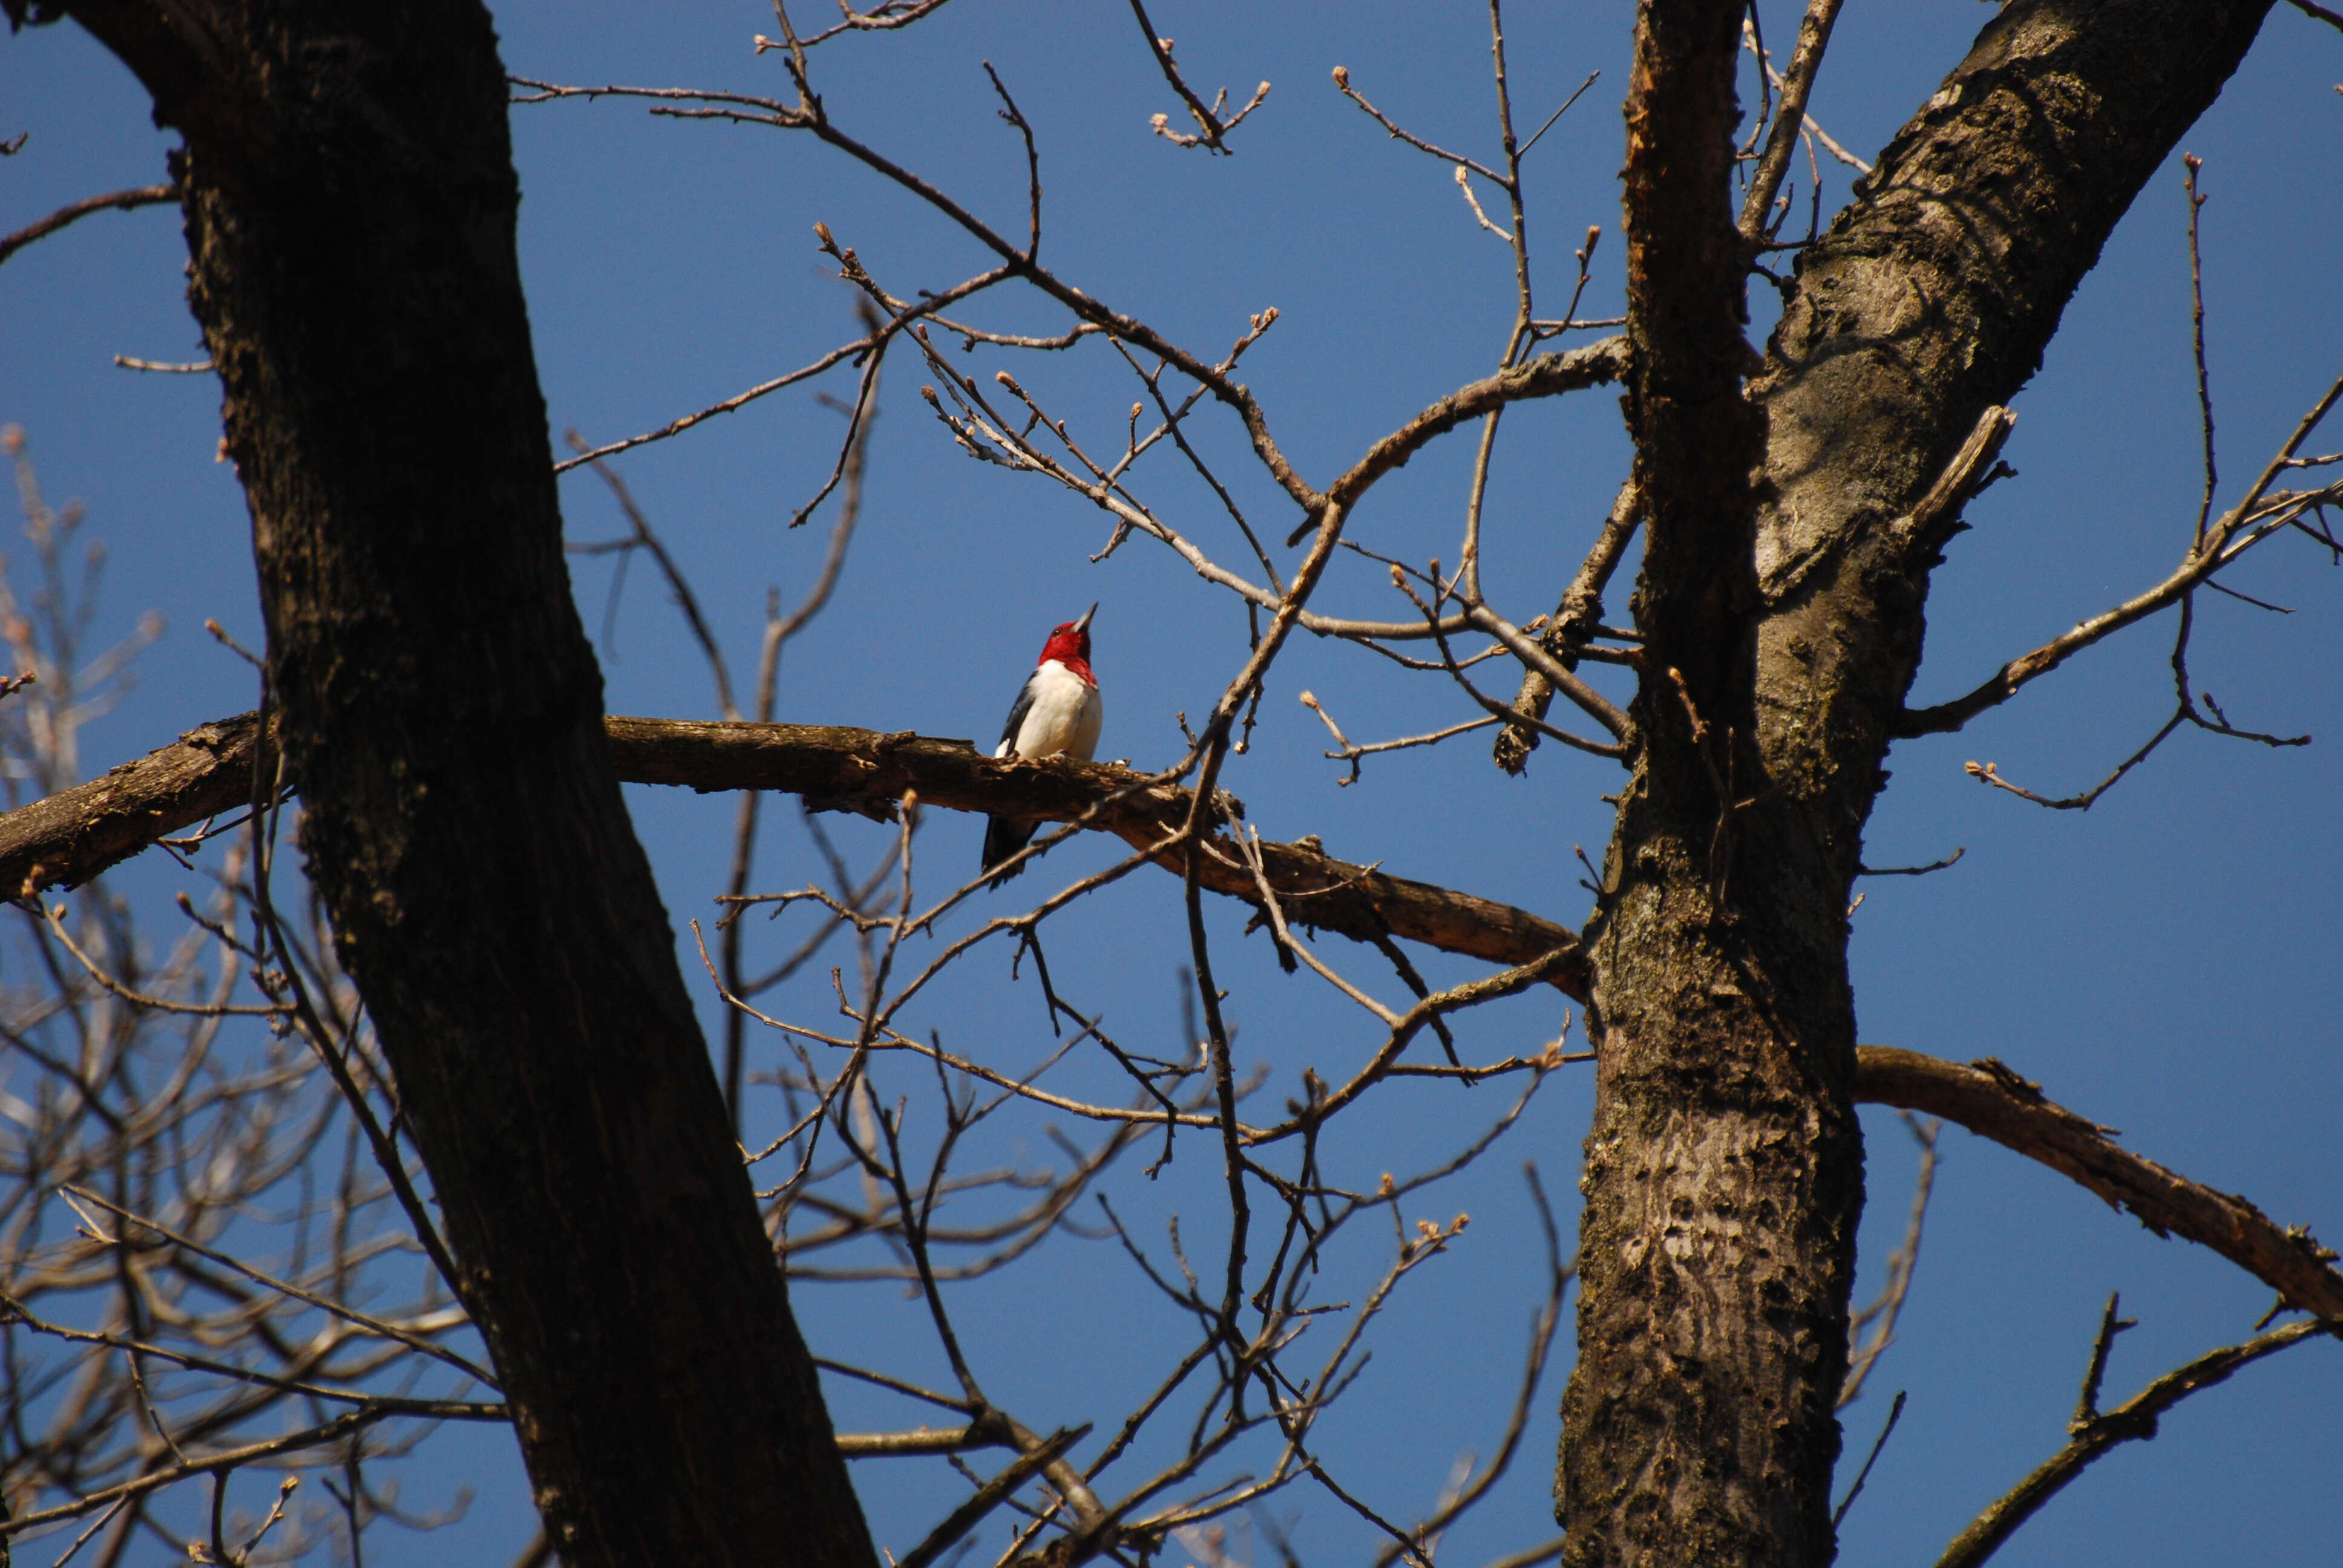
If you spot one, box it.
[1899,385,2342,737]
[1737,1,1852,241]
[1932,1313,2333,1568]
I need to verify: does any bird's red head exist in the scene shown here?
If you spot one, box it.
[1037,603,1097,681]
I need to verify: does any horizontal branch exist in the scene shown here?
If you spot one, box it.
[10,717,2339,1320]
[0,1414,1008,1540]
[835,1425,997,1457]
[0,711,1589,993]
[628,718,1591,985]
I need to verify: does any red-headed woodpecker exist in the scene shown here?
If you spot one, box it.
[982,604,1103,887]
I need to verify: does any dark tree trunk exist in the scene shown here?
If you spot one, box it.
[48,2,879,1563]
[1559,1,2273,1564]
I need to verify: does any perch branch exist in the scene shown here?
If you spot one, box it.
[13,713,2343,1324]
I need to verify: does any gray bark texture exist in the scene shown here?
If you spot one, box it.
[1559,2,2273,1565]
[32,2,880,1563]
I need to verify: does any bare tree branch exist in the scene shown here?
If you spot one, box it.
[1932,1315,2334,1568]
[0,711,1592,992]
[1898,379,2342,737]
[1840,1115,1938,1409]
[1492,479,1640,774]
[1737,0,1849,241]
[0,708,279,894]
[0,183,176,269]
[1860,1049,2343,1320]
[1130,0,1270,153]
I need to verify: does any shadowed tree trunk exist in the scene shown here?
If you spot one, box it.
[34,2,880,1563]
[1558,1,2273,1564]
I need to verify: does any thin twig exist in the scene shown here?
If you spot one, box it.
[1932,1316,2332,1568]
[1131,0,1270,153]
[0,185,177,269]
[1831,1390,1907,1529]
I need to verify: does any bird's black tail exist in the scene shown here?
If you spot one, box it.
[981,814,1037,889]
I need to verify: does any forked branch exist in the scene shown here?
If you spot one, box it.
[1899,374,2343,737]
[1933,1313,2333,1568]
[1737,0,1849,242]
[1130,0,1270,152]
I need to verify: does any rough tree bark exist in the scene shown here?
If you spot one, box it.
[29,2,879,1563]
[1557,1,2275,1565]
[1558,4,1863,1565]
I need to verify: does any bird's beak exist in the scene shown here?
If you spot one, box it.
[1073,603,1097,635]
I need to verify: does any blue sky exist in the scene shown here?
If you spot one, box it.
[4,4,2341,1564]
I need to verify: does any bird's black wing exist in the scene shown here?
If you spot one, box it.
[983,673,1043,885]
[995,676,1037,757]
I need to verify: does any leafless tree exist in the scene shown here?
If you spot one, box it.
[2,4,2339,1568]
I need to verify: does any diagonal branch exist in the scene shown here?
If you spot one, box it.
[0,710,282,896]
[1331,62,1507,184]
[0,182,177,269]
[1737,0,1850,242]
[1896,473,2341,737]
[1493,479,1640,774]
[1859,1048,2343,1319]
[1933,1316,2333,1568]
[0,1406,396,1540]
[1282,335,1629,545]
[1130,0,1269,154]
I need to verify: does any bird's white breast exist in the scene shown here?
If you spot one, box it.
[1001,659,1103,762]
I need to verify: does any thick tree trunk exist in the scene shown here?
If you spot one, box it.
[1559,1,2273,1564]
[1558,7,1861,1566]
[51,2,879,1563]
